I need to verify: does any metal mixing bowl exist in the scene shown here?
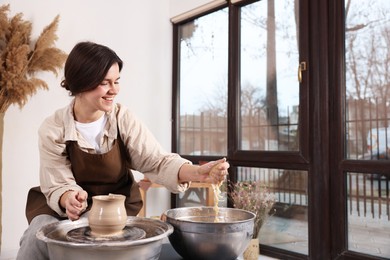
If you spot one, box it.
[162,206,255,260]
[36,216,173,260]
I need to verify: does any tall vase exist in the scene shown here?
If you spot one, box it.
[88,194,127,236]
[0,112,4,248]
[243,238,259,260]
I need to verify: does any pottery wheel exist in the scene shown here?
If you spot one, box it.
[66,226,146,243]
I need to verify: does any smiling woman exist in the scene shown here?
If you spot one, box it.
[16,41,229,260]
[73,63,121,123]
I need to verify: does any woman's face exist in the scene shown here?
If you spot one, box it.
[76,63,121,118]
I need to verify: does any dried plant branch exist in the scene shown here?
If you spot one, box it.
[0,5,11,52]
[230,180,276,239]
[0,4,67,113]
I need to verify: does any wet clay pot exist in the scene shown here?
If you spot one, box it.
[88,194,127,236]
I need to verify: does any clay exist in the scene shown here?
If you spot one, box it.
[88,194,127,236]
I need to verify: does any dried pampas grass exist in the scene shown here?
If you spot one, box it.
[0,4,67,113]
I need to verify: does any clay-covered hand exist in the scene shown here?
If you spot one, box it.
[197,158,230,184]
[62,190,88,221]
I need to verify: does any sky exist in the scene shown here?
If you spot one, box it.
[179,0,299,117]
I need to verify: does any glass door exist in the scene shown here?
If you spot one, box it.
[172,0,317,258]
[232,0,309,256]
[342,0,390,258]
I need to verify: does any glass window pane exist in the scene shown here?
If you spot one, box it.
[237,167,308,255]
[178,9,228,156]
[345,1,390,160]
[239,1,299,151]
[347,172,390,258]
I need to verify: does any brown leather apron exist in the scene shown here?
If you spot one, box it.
[25,133,143,224]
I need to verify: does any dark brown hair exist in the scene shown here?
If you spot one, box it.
[61,41,123,95]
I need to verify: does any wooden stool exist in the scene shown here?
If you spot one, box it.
[138,179,215,217]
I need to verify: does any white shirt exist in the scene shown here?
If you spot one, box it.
[75,114,107,153]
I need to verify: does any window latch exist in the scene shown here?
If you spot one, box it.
[298,61,307,83]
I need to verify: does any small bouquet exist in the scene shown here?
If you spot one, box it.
[0,4,67,113]
[230,180,275,238]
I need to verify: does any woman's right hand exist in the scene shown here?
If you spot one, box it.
[61,190,88,221]
[196,158,229,184]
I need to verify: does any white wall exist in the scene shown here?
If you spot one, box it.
[0,0,215,257]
